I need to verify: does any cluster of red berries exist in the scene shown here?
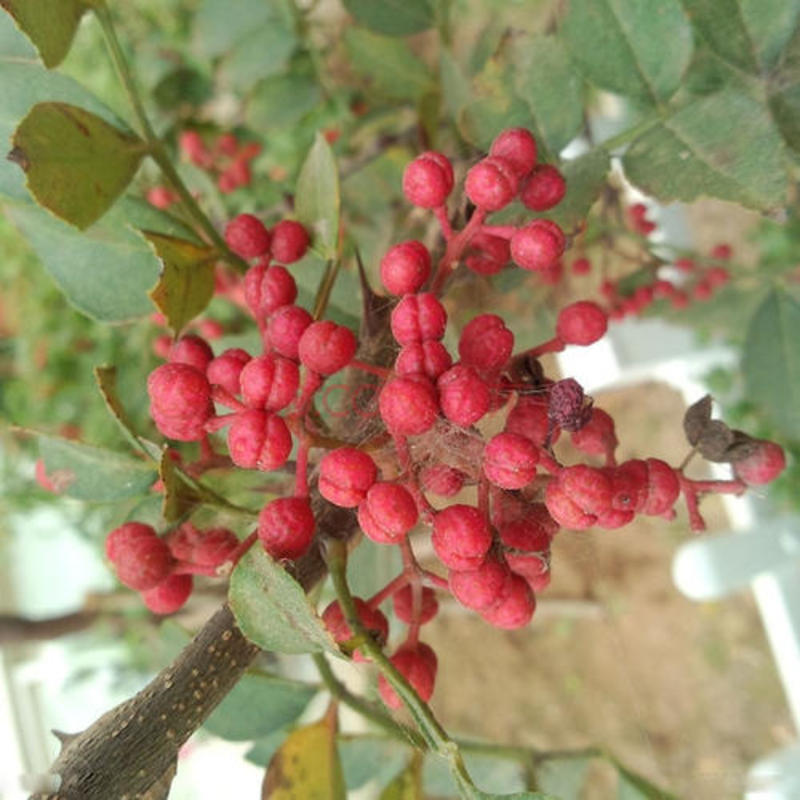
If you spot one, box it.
[103,126,786,713]
[105,521,238,614]
[182,131,262,193]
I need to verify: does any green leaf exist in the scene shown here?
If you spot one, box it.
[219,19,297,93]
[158,448,201,522]
[246,730,289,767]
[380,754,423,799]
[229,547,339,655]
[338,736,408,790]
[614,762,678,800]
[246,73,322,131]
[295,133,340,260]
[561,0,693,104]
[423,752,530,797]
[10,102,144,229]
[204,672,317,742]
[344,27,433,101]
[768,24,800,151]
[0,5,36,57]
[35,433,156,501]
[143,231,216,335]
[0,56,131,202]
[679,0,800,74]
[0,0,88,68]
[622,88,787,211]
[262,718,346,799]
[543,149,610,231]
[4,197,170,322]
[192,0,274,59]
[536,757,592,798]
[742,289,800,438]
[509,34,583,156]
[342,0,434,36]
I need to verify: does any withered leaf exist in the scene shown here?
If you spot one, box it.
[683,394,713,446]
[696,419,735,462]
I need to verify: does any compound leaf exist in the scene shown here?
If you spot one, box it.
[10,102,145,228]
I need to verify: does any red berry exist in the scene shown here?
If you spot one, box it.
[419,463,465,497]
[227,409,292,471]
[499,517,552,553]
[450,556,512,611]
[265,305,313,360]
[483,433,538,489]
[505,395,558,447]
[270,220,310,263]
[711,243,732,260]
[706,266,730,288]
[179,131,211,168]
[465,232,510,276]
[379,643,437,709]
[147,186,176,209]
[559,465,613,515]
[106,522,156,563]
[318,447,378,508]
[239,354,300,412]
[225,214,271,259]
[506,552,549,586]
[437,365,490,427]
[322,598,389,650]
[519,164,566,211]
[458,314,514,372]
[571,257,591,275]
[207,348,251,395]
[556,301,608,346]
[734,440,786,485]
[489,128,538,178]
[298,321,357,376]
[510,220,566,272]
[141,574,193,615]
[380,241,432,296]
[464,156,519,211]
[607,460,648,512]
[390,293,447,345]
[147,363,213,442]
[191,528,240,567]
[394,340,453,380]
[641,458,680,515]
[108,528,174,591]
[479,573,536,629]
[357,482,418,544]
[168,335,214,373]
[571,408,617,458]
[258,497,315,559]
[544,481,596,529]
[402,152,454,208]
[244,263,298,320]
[431,504,492,571]
[392,585,439,625]
[379,374,439,435]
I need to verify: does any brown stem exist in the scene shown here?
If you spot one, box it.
[0,611,99,644]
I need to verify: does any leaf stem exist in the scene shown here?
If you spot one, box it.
[598,113,663,153]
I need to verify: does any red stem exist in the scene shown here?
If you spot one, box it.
[211,385,246,411]
[431,208,487,295]
[367,572,411,609]
[478,224,517,239]
[433,205,454,240]
[349,359,392,379]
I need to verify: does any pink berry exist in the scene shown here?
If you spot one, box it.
[168,335,214,373]
[510,220,566,272]
[179,131,211,167]
[519,164,566,211]
[225,214,271,259]
[390,293,447,345]
[559,465,613,515]
[733,440,786,485]
[380,241,432,296]
[298,321,357,376]
[419,463,465,497]
[191,528,240,567]
[572,257,591,275]
[394,340,452,380]
[449,556,512,611]
[479,573,536,629]
[265,305,313,360]
[544,481,596,530]
[142,574,193,614]
[465,232,510,276]
[108,529,174,591]
[556,301,608,346]
[239,354,300,411]
[402,152,454,208]
[571,407,617,457]
[711,243,732,260]
[206,348,251,396]
[505,395,558,447]
[483,432,539,489]
[392,586,439,625]
[489,127,538,178]
[258,497,315,559]
[458,314,514,372]
[318,447,378,508]
[594,507,635,530]
[506,552,549,586]
[379,643,437,709]
[431,504,492,571]
[322,598,389,650]
[244,263,298,320]
[227,409,292,471]
[499,517,552,553]
[106,522,156,563]
[464,156,519,212]
[147,363,213,442]
[357,482,418,544]
[270,220,310,263]
[437,365,490,427]
[379,374,439,435]
[607,460,648,513]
